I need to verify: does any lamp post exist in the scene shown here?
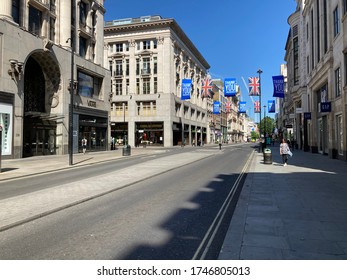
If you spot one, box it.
[67,37,74,166]
[263,105,266,147]
[257,69,263,150]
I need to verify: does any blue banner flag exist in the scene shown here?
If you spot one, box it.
[239,101,246,113]
[213,101,220,114]
[268,100,275,113]
[181,79,191,100]
[272,75,285,98]
[224,78,237,97]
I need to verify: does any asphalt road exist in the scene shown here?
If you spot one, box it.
[0,144,254,259]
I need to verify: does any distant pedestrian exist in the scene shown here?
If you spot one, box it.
[280,138,290,166]
[81,137,87,154]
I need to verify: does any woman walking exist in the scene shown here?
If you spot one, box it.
[280,138,290,166]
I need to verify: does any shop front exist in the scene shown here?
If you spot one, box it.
[135,122,164,147]
[77,109,108,153]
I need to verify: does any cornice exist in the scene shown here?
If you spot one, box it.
[104,18,210,70]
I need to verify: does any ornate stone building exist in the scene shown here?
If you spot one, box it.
[104,15,210,147]
[283,0,347,160]
[0,0,110,159]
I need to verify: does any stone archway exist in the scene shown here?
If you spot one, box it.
[22,51,61,157]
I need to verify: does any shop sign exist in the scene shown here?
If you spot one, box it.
[304,112,311,120]
[87,100,97,108]
[320,102,331,113]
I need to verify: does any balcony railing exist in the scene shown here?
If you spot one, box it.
[141,68,151,75]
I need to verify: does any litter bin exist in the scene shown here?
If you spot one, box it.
[263,148,272,164]
[122,145,131,156]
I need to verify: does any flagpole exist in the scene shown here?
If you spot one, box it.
[257,69,263,148]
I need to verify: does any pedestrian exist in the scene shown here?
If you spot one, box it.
[81,137,87,154]
[280,138,290,166]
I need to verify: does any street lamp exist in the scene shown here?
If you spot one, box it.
[257,69,263,146]
[66,37,75,166]
[263,105,266,147]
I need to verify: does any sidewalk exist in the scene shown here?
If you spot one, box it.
[219,144,347,260]
[0,146,166,181]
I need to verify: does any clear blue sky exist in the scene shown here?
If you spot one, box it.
[104,0,297,122]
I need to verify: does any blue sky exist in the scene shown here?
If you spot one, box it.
[104,0,297,121]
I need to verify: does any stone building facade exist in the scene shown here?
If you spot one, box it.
[283,0,347,160]
[104,15,210,147]
[0,0,110,159]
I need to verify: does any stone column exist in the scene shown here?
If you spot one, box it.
[0,0,13,21]
[59,1,72,48]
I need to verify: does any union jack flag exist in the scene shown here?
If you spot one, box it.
[226,98,231,113]
[248,77,260,96]
[254,101,260,113]
[201,78,213,98]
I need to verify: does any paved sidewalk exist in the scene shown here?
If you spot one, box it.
[0,146,166,181]
[219,144,347,260]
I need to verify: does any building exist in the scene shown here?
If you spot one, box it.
[283,0,347,160]
[104,15,210,147]
[0,0,111,159]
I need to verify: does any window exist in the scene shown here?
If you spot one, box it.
[153,39,157,49]
[12,0,20,24]
[153,57,157,74]
[136,78,140,95]
[78,71,93,98]
[143,40,151,50]
[29,5,42,36]
[143,78,150,94]
[115,60,123,76]
[79,37,87,58]
[323,0,328,53]
[50,0,56,13]
[293,37,299,85]
[80,1,87,26]
[154,77,158,94]
[136,59,140,75]
[78,71,102,99]
[335,67,341,97]
[137,102,156,116]
[336,114,343,155]
[344,0,347,15]
[125,59,129,76]
[142,57,150,75]
[49,18,55,41]
[115,79,122,95]
[333,6,340,37]
[116,43,123,52]
[126,79,129,95]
